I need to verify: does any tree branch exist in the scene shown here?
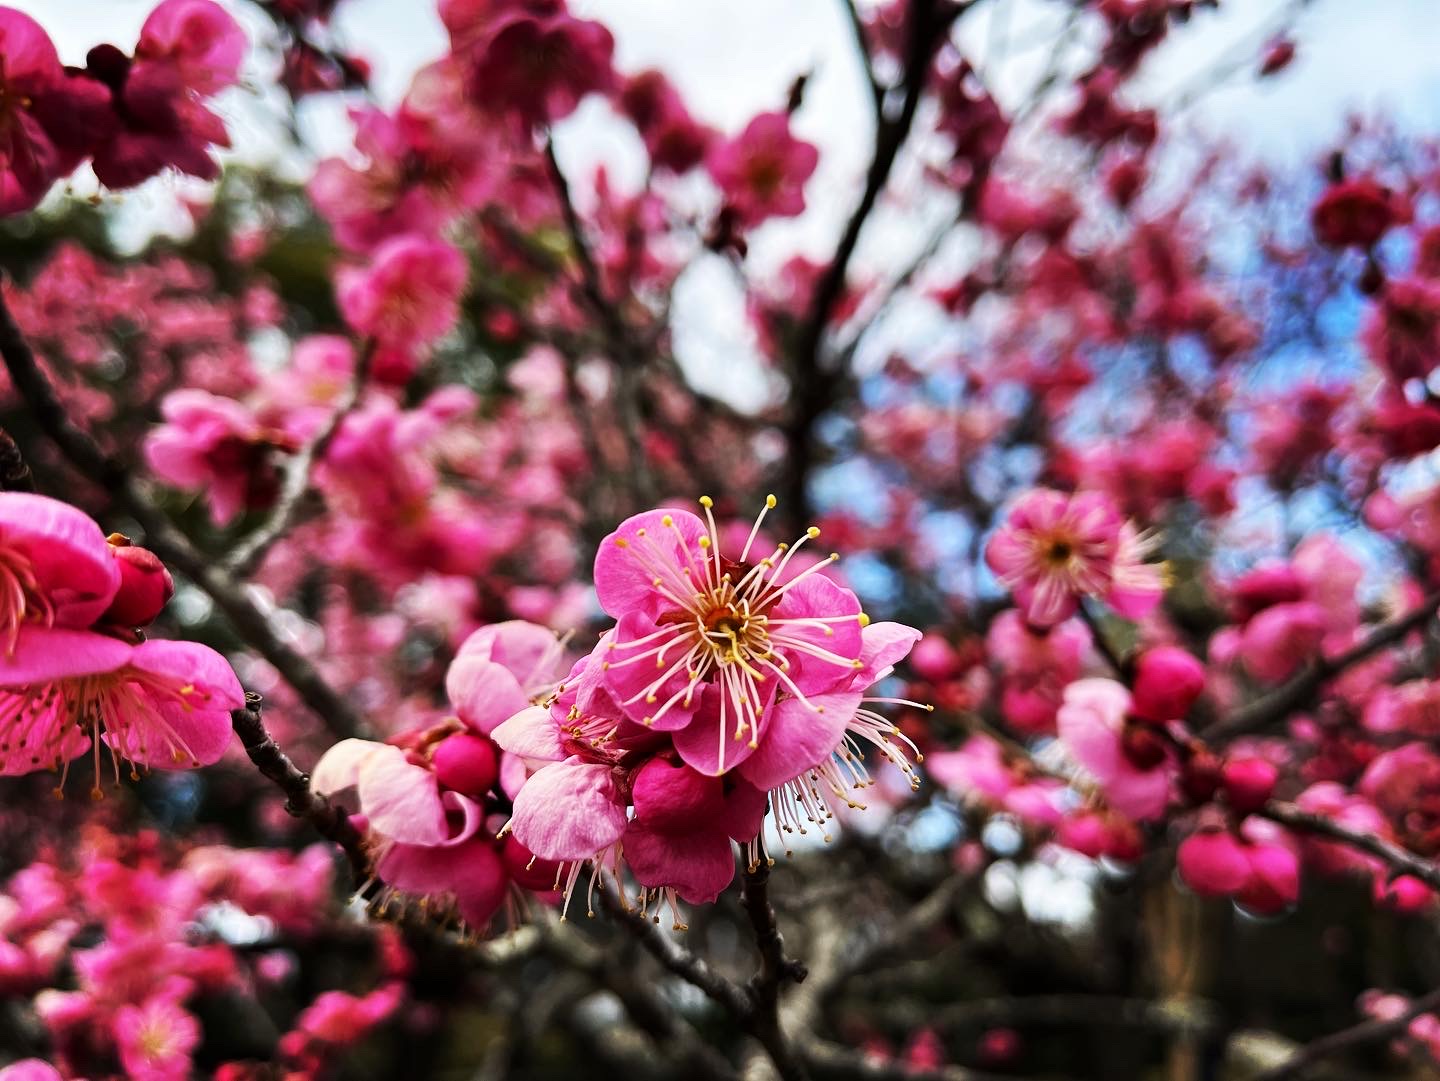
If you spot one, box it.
[784,0,965,524]
[1261,801,1440,893]
[1250,986,1440,1081]
[0,286,369,740]
[230,691,370,884]
[1207,588,1440,741]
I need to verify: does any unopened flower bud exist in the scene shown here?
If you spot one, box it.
[101,534,174,627]
[1221,756,1279,814]
[431,733,499,798]
[1131,647,1205,722]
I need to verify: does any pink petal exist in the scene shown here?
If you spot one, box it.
[853,622,922,686]
[357,745,447,845]
[310,738,381,798]
[0,627,131,686]
[491,704,564,764]
[509,758,627,862]
[671,681,775,776]
[455,620,560,692]
[445,656,529,734]
[0,493,121,629]
[592,508,707,619]
[624,822,736,904]
[739,691,859,791]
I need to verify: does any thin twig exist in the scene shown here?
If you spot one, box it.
[223,340,376,577]
[0,286,368,740]
[839,0,884,118]
[1261,802,1440,893]
[1251,986,1440,1081]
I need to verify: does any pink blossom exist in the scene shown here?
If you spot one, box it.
[1056,678,1172,822]
[706,112,819,228]
[82,0,246,189]
[0,493,120,649]
[458,3,615,128]
[143,390,294,526]
[336,232,468,375]
[0,630,243,786]
[987,489,1159,627]
[1239,601,1327,683]
[0,1062,62,1081]
[114,992,200,1081]
[926,735,1067,828]
[1130,646,1205,722]
[0,7,110,214]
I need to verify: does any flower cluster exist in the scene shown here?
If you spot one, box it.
[0,0,244,214]
[493,498,927,920]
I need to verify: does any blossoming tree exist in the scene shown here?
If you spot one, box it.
[0,0,1437,1078]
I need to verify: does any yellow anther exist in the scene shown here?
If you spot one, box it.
[662,515,673,526]
[806,526,820,539]
[614,538,628,548]
[699,495,713,508]
[765,493,777,508]
[858,613,871,627]
[698,537,711,548]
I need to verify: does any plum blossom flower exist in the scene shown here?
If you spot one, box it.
[114,992,200,1081]
[0,629,243,790]
[0,7,111,214]
[455,1,615,128]
[593,497,866,774]
[313,620,569,926]
[986,489,1162,627]
[0,493,120,650]
[706,112,819,228]
[336,232,468,380]
[143,390,297,525]
[80,0,246,189]
[1056,678,1173,822]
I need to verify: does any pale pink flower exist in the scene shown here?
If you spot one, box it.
[986,489,1160,627]
[1056,678,1172,822]
[0,493,120,649]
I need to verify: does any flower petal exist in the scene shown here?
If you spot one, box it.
[509,758,627,862]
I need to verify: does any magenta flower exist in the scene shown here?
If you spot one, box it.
[0,493,120,651]
[0,7,111,214]
[143,390,295,526]
[706,112,819,228]
[114,991,200,1081]
[459,4,615,128]
[1056,678,1173,822]
[986,488,1161,627]
[336,232,468,371]
[0,628,243,789]
[81,0,246,189]
[593,497,865,775]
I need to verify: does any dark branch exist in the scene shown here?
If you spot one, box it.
[230,692,370,884]
[1262,801,1440,893]
[784,0,965,523]
[1251,986,1440,1081]
[0,426,35,492]
[1207,588,1440,741]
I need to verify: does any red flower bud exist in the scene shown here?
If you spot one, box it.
[431,733,499,798]
[1131,647,1205,722]
[101,535,175,627]
[1120,722,1169,770]
[1220,756,1279,815]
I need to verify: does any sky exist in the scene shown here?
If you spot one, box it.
[11,0,1440,409]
